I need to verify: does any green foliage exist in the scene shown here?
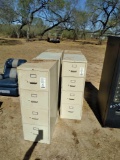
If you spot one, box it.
[18,0,35,25]
[0,0,16,24]
[0,24,18,37]
[86,0,120,35]
[72,9,89,29]
[49,0,65,10]
[62,30,74,39]
[0,20,46,38]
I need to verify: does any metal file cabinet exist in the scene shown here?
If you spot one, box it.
[60,53,87,120]
[17,61,58,144]
[33,51,63,87]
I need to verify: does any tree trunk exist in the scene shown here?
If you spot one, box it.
[14,27,21,38]
[27,23,31,41]
[16,30,20,38]
[98,30,104,45]
[81,31,86,40]
[98,37,102,45]
[73,29,78,41]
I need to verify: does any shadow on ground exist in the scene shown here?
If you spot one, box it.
[23,130,43,160]
[0,38,23,45]
[84,81,103,126]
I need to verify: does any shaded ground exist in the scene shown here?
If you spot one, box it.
[0,38,120,160]
[0,38,23,45]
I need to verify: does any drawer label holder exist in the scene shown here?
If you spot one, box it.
[80,67,84,76]
[40,77,46,89]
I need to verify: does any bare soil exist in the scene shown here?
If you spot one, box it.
[0,38,120,160]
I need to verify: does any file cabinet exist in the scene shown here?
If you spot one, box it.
[60,53,87,120]
[17,61,58,144]
[33,51,63,87]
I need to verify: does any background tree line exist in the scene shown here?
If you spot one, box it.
[0,0,120,43]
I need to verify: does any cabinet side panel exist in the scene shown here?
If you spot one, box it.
[98,36,120,123]
[49,62,58,140]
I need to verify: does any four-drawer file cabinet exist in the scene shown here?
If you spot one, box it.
[33,50,63,88]
[60,53,87,120]
[17,61,58,144]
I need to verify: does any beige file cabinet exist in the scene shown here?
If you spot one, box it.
[60,53,87,120]
[33,51,63,87]
[17,61,58,144]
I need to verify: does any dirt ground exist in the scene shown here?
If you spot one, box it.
[0,38,120,160]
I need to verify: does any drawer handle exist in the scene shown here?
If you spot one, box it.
[68,111,74,113]
[32,118,39,120]
[71,70,77,73]
[33,127,39,131]
[32,111,38,115]
[72,64,77,68]
[70,85,76,87]
[69,98,75,100]
[70,80,76,83]
[31,101,38,103]
[33,130,43,139]
[31,94,37,97]
[69,106,74,109]
[30,74,37,78]
[30,82,37,84]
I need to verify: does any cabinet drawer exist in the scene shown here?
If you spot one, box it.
[60,104,82,120]
[62,77,85,91]
[21,108,48,126]
[62,62,86,77]
[61,91,83,105]
[18,70,48,91]
[20,89,48,109]
[23,124,49,144]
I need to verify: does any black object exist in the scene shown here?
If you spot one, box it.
[98,36,120,128]
[47,37,60,43]
[0,58,27,96]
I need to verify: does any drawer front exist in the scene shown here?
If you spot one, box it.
[62,77,85,91]
[23,124,49,144]
[18,70,48,91]
[20,89,48,109]
[61,91,83,105]
[60,104,82,120]
[62,62,86,77]
[21,108,48,126]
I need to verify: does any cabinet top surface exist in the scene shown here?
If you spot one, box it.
[63,53,87,62]
[33,52,63,60]
[17,61,57,71]
[45,49,64,53]
[64,50,82,54]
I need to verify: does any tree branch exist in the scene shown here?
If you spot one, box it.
[40,16,70,36]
